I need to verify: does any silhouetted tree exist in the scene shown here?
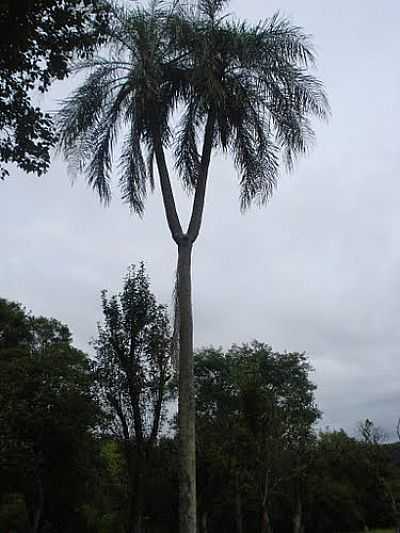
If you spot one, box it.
[92,264,173,533]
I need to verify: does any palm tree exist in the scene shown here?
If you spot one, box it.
[58,1,328,532]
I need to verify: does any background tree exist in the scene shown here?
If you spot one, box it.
[194,342,319,533]
[194,347,240,533]
[0,0,109,178]
[58,2,328,530]
[304,426,400,533]
[0,298,100,533]
[92,264,173,533]
[358,419,400,531]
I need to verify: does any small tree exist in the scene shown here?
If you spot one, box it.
[92,264,173,533]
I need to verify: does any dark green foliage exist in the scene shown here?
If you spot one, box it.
[78,437,179,533]
[306,428,399,532]
[0,298,101,533]
[2,295,400,532]
[194,342,320,533]
[58,0,328,212]
[0,0,109,178]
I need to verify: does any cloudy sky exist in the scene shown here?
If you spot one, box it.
[1,0,400,437]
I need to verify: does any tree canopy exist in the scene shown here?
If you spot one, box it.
[0,298,100,533]
[194,343,320,533]
[0,0,109,178]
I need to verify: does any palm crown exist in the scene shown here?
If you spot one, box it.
[58,0,329,216]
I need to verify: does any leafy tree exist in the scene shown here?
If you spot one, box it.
[92,264,173,533]
[81,436,179,533]
[0,298,100,533]
[57,1,329,530]
[194,342,319,533]
[308,430,366,532]
[305,426,400,533]
[79,439,128,533]
[0,0,109,178]
[358,419,400,531]
[194,348,239,532]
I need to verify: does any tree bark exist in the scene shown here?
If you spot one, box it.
[260,471,272,533]
[260,508,272,533]
[177,241,196,533]
[132,454,145,533]
[125,443,145,533]
[201,510,208,533]
[32,473,44,533]
[235,470,243,533]
[293,495,302,533]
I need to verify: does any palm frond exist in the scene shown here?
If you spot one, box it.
[87,82,131,203]
[235,110,279,210]
[57,64,118,155]
[57,0,329,213]
[175,98,201,190]
[146,145,156,191]
[263,13,316,67]
[119,108,148,216]
[198,0,229,21]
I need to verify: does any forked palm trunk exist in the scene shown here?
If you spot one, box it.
[177,241,196,533]
[153,112,215,533]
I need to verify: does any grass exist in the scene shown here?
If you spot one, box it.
[349,529,396,533]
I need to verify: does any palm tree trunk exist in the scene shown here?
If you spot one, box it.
[177,240,196,533]
[153,112,214,533]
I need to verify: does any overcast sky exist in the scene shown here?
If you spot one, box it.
[1,0,400,437]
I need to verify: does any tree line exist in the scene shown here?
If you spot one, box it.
[1,265,399,533]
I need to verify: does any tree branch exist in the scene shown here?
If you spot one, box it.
[153,131,184,244]
[187,110,215,243]
[150,364,165,445]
